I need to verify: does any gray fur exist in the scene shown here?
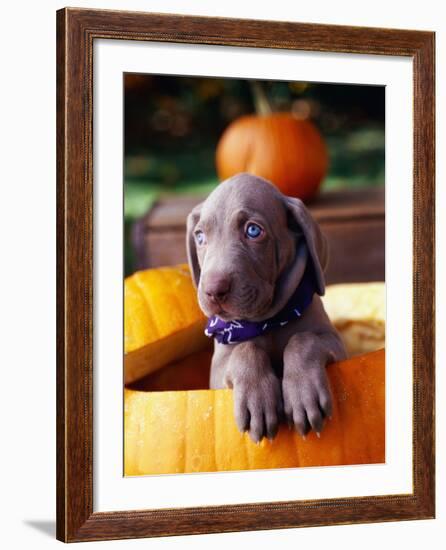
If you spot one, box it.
[186,173,346,442]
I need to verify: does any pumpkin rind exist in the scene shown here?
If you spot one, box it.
[124,349,385,475]
[124,264,210,383]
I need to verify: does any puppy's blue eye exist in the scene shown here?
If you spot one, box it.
[195,230,206,246]
[245,223,263,239]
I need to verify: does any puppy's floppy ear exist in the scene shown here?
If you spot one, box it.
[185,202,204,288]
[284,196,328,296]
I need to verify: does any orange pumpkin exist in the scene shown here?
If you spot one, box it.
[125,349,385,475]
[216,113,328,201]
[124,264,210,384]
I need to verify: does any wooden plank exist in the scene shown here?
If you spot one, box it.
[143,187,385,229]
[132,188,385,283]
[324,219,385,284]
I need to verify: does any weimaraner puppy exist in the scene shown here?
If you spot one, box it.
[186,173,346,443]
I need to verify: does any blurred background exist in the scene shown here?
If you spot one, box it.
[124,75,385,277]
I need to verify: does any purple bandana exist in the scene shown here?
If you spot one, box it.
[205,265,316,345]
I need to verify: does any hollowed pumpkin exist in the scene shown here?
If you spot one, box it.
[125,264,385,384]
[125,349,385,475]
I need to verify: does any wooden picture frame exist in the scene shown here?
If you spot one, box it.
[56,7,435,542]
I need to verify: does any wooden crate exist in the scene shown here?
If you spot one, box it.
[131,187,384,285]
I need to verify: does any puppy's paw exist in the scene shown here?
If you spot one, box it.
[233,373,283,443]
[282,367,332,437]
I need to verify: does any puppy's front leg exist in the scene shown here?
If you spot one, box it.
[223,342,283,443]
[282,331,346,436]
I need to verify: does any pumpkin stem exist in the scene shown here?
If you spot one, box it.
[250,81,273,116]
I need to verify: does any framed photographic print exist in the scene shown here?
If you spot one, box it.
[56,7,435,542]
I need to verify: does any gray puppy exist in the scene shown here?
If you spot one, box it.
[186,173,346,443]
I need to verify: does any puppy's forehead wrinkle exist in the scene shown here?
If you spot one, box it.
[202,176,287,227]
[197,211,218,233]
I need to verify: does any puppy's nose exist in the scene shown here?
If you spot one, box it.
[204,274,232,303]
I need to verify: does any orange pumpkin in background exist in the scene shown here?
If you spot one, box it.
[216,112,329,201]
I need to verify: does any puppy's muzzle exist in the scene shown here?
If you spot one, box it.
[203,273,232,304]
